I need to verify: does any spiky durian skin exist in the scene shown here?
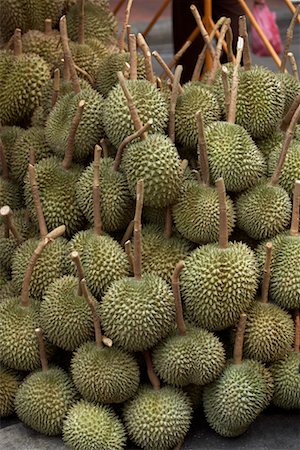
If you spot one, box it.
[0,126,24,173]
[153,325,225,387]
[181,242,258,331]
[277,72,300,116]
[205,122,266,192]
[268,140,300,196]
[15,367,77,436]
[270,352,300,409]
[0,281,19,302]
[124,385,192,450]
[100,274,176,352]
[255,232,289,283]
[0,178,23,210]
[22,30,62,67]
[236,180,292,240]
[67,42,103,82]
[123,133,182,208]
[173,181,235,244]
[71,342,140,404]
[63,400,127,450]
[255,130,284,159]
[103,80,168,148]
[0,364,21,417]
[242,301,294,363]
[76,158,134,232]
[0,0,28,43]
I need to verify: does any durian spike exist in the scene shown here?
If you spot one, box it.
[129,34,137,80]
[93,145,102,236]
[21,225,66,307]
[221,66,230,120]
[168,65,183,143]
[261,243,272,304]
[44,18,52,35]
[227,36,244,124]
[119,0,133,52]
[0,206,23,245]
[288,52,299,80]
[70,250,85,296]
[133,179,144,280]
[233,313,247,365]
[238,16,251,70]
[124,240,134,272]
[280,4,300,73]
[152,51,184,94]
[226,25,234,63]
[290,180,300,237]
[294,309,300,352]
[13,28,22,57]
[190,5,215,59]
[59,16,81,94]
[281,93,300,131]
[0,138,9,180]
[144,350,160,391]
[51,68,60,108]
[121,220,134,246]
[136,33,155,84]
[113,119,153,171]
[207,19,231,86]
[78,0,85,45]
[216,178,228,249]
[164,206,173,239]
[35,328,48,372]
[28,162,48,238]
[270,104,300,186]
[62,99,85,170]
[80,278,103,348]
[100,138,109,158]
[172,261,186,336]
[195,110,209,186]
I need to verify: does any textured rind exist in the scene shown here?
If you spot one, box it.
[67,42,103,82]
[103,80,168,147]
[0,126,24,173]
[123,385,192,450]
[270,352,300,409]
[267,140,300,196]
[76,158,134,232]
[71,342,140,404]
[100,274,176,352]
[0,177,23,210]
[0,364,21,417]
[0,280,19,303]
[276,72,300,116]
[205,122,266,192]
[15,367,77,435]
[153,325,225,387]
[255,130,284,159]
[181,242,258,331]
[173,181,235,244]
[63,400,127,450]
[22,30,62,67]
[236,180,292,240]
[123,133,182,208]
[255,232,289,282]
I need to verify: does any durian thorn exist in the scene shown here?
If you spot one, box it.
[228,36,244,124]
[28,162,48,238]
[74,63,95,87]
[93,145,102,236]
[261,242,272,304]
[207,18,231,86]
[270,103,300,186]
[190,5,215,60]
[294,309,300,352]
[59,16,81,94]
[238,16,251,70]
[124,240,134,272]
[121,220,134,246]
[288,52,299,80]
[280,4,300,73]
[0,138,9,180]
[136,33,155,84]
[196,110,209,186]
[133,179,144,280]
[70,251,85,296]
[78,0,85,45]
[119,0,133,52]
[100,138,109,158]
[20,226,66,307]
[172,261,186,336]
[114,119,153,172]
[221,66,230,121]
[62,99,85,170]
[0,206,23,245]
[281,92,300,132]
[13,28,22,57]
[226,25,234,63]
[44,18,52,35]
[164,206,173,239]
[129,34,137,80]
[216,178,228,249]
[144,350,160,391]
[168,65,183,143]
[35,328,48,372]
[290,180,300,236]
[152,51,184,94]
[80,278,103,348]
[51,68,61,108]
[233,313,247,365]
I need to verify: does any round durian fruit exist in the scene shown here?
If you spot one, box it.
[22,29,62,68]
[66,41,103,83]
[268,140,300,196]
[122,133,182,208]
[63,400,127,450]
[173,180,235,244]
[277,72,300,116]
[0,280,19,302]
[270,352,300,409]
[123,385,192,450]
[0,1,28,43]
[181,242,258,331]
[71,341,140,404]
[0,126,24,174]
[103,80,168,147]
[0,364,21,417]
[153,325,225,387]
[76,157,134,233]
[100,273,176,352]
[15,366,77,435]
[0,177,23,210]
[205,121,266,192]
[247,360,274,407]
[255,130,284,159]
[175,83,220,149]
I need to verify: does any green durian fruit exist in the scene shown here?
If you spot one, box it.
[0,126,24,174]
[268,140,300,196]
[67,41,103,82]
[22,29,62,67]
[0,177,23,210]
[0,280,19,302]
[0,364,21,417]
[277,72,300,116]
[255,130,284,159]
[0,1,28,43]
[270,352,300,409]
[63,400,127,450]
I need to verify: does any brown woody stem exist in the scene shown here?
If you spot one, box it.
[136,33,155,83]
[100,139,109,158]
[35,328,48,372]
[119,0,133,52]
[44,19,52,35]
[62,99,85,170]
[190,5,215,59]
[261,242,272,304]
[172,261,186,336]
[281,93,300,131]
[78,0,85,44]
[290,180,300,236]
[63,57,71,82]
[121,220,134,246]
[288,52,299,80]
[51,68,60,108]
[226,25,234,62]
[168,65,183,143]
[71,250,85,296]
[294,309,300,352]
[74,63,95,87]
[0,138,9,180]
[124,240,134,272]
[133,179,144,280]
[216,178,228,249]
[144,350,160,391]
[80,278,103,348]
[59,16,81,94]
[129,34,137,80]
[239,16,251,70]
[180,159,188,175]
[228,36,244,124]
[93,145,102,236]
[13,28,22,56]
[280,5,300,73]
[196,110,209,186]
[0,206,23,244]
[233,313,247,365]
[126,25,131,49]
[28,163,48,238]
[164,206,173,239]
[207,19,231,85]
[152,51,184,94]
[221,66,230,120]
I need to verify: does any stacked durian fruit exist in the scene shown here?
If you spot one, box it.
[1,0,300,448]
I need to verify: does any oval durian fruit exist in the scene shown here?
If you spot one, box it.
[268,140,300,196]
[270,352,300,409]
[0,364,21,417]
[0,126,24,174]
[22,28,62,68]
[276,72,300,116]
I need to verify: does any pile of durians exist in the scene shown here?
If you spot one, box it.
[1,0,300,449]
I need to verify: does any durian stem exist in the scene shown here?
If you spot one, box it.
[290,180,300,236]
[0,138,9,180]
[207,19,231,86]
[129,34,137,80]
[126,25,131,50]
[29,147,35,166]
[270,104,300,186]
[71,251,85,296]
[226,25,234,63]
[35,328,48,372]
[100,139,109,158]
[62,100,85,170]
[281,93,300,132]
[78,0,85,45]
[121,220,134,246]
[196,110,209,186]
[28,163,48,238]
[124,62,130,79]
[180,159,189,176]
[74,63,95,87]
[125,240,134,272]
[136,33,155,84]
[172,261,186,336]
[13,29,22,56]
[156,77,163,90]
[144,350,160,391]
[233,313,247,365]
[80,278,103,348]
[21,226,66,307]
[44,19,52,35]
[133,179,144,280]
[166,40,192,78]
[280,5,300,73]
[239,16,251,70]
[59,16,81,94]
[63,57,71,82]
[51,68,60,108]
[114,120,153,172]
[261,242,272,304]
[164,206,173,239]
[288,52,299,80]
[168,65,183,143]
[216,178,228,249]
[190,5,215,60]
[227,36,244,124]
[152,51,184,94]
[294,309,300,352]
[0,206,23,245]
[221,66,230,121]
[93,145,102,236]
[119,0,133,52]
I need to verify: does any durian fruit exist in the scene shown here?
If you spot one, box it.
[277,72,300,116]
[0,267,9,291]
[181,178,258,331]
[0,126,24,175]
[0,280,19,302]
[0,364,21,417]
[15,328,77,435]
[63,400,127,450]
[255,130,284,159]
[268,139,300,196]
[0,139,23,210]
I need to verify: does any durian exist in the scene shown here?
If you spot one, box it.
[268,139,300,196]
[0,364,21,417]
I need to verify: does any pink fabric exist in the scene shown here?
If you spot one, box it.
[251,0,283,56]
